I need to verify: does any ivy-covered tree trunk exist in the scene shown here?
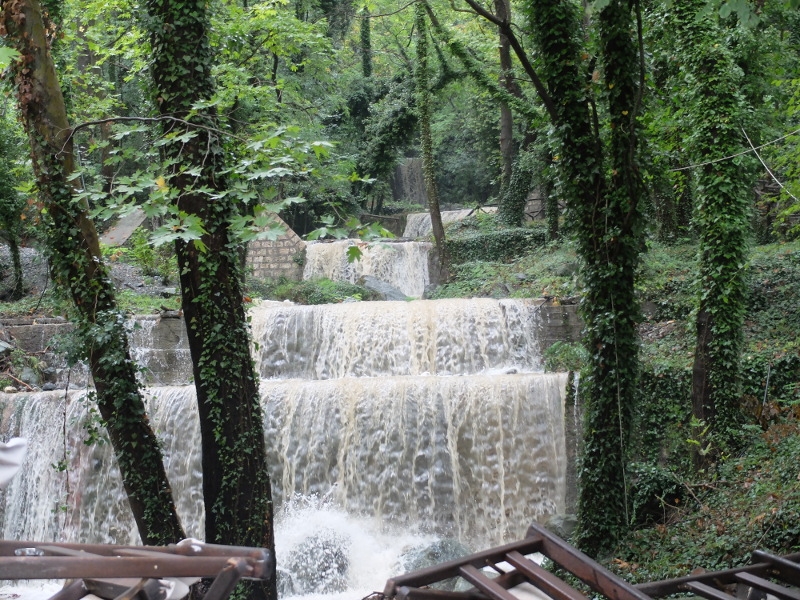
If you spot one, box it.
[144,0,275,597]
[527,0,644,557]
[0,0,185,546]
[360,7,372,78]
[498,153,533,227]
[415,2,449,278]
[673,0,751,450]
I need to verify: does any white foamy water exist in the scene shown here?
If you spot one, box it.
[249,298,545,380]
[0,277,569,597]
[303,240,432,298]
[403,208,497,239]
[276,495,438,600]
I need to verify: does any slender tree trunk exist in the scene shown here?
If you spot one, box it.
[494,0,515,190]
[360,7,372,78]
[143,1,275,597]
[415,2,449,279]
[0,0,185,546]
[7,235,23,300]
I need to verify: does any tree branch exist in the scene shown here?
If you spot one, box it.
[63,115,248,155]
[459,0,557,121]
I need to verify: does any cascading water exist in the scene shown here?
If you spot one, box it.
[403,208,498,240]
[0,243,570,597]
[303,240,432,298]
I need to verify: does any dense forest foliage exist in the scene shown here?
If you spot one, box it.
[2,0,800,590]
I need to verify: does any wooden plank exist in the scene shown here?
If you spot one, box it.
[685,581,735,600]
[395,586,489,600]
[636,563,774,597]
[203,559,248,600]
[84,578,166,600]
[459,565,519,600]
[0,556,248,579]
[384,537,543,596]
[0,541,270,564]
[505,551,587,600]
[736,572,800,600]
[751,552,800,587]
[528,524,651,600]
[46,579,89,600]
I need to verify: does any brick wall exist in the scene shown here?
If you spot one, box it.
[245,215,306,281]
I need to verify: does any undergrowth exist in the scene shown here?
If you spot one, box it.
[246,277,381,305]
[612,425,800,582]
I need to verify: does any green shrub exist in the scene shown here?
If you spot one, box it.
[445,226,547,264]
[543,341,587,372]
[247,277,381,305]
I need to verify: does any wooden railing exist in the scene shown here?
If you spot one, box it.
[0,539,272,600]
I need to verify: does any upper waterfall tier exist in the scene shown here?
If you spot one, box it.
[403,208,497,239]
[303,240,432,298]
[250,298,545,381]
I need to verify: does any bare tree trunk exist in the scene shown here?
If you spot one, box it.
[0,0,185,546]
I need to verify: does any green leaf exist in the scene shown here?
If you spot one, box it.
[346,245,363,263]
[0,47,21,69]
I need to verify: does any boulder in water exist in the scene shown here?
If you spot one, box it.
[282,529,351,594]
[544,514,577,540]
[359,275,408,301]
[397,539,472,591]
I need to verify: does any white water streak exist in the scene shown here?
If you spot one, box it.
[303,240,431,298]
[250,298,544,380]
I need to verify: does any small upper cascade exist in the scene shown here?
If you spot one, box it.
[403,208,498,239]
[303,240,432,298]
[249,298,545,381]
[128,316,193,385]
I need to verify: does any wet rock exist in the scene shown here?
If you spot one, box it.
[283,529,350,594]
[0,339,13,358]
[544,514,577,540]
[398,539,472,591]
[360,276,407,301]
[19,366,42,386]
[3,386,17,393]
[42,383,58,391]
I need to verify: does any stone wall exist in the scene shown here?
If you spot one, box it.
[537,303,582,352]
[245,215,306,281]
[0,315,192,388]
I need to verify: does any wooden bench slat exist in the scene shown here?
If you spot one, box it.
[685,581,736,600]
[505,550,587,600]
[459,565,519,600]
[735,572,800,600]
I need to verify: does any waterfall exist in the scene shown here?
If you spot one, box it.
[403,208,498,240]
[0,247,571,594]
[303,240,432,298]
[249,298,544,380]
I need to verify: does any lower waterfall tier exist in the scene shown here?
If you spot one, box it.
[0,372,567,548]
